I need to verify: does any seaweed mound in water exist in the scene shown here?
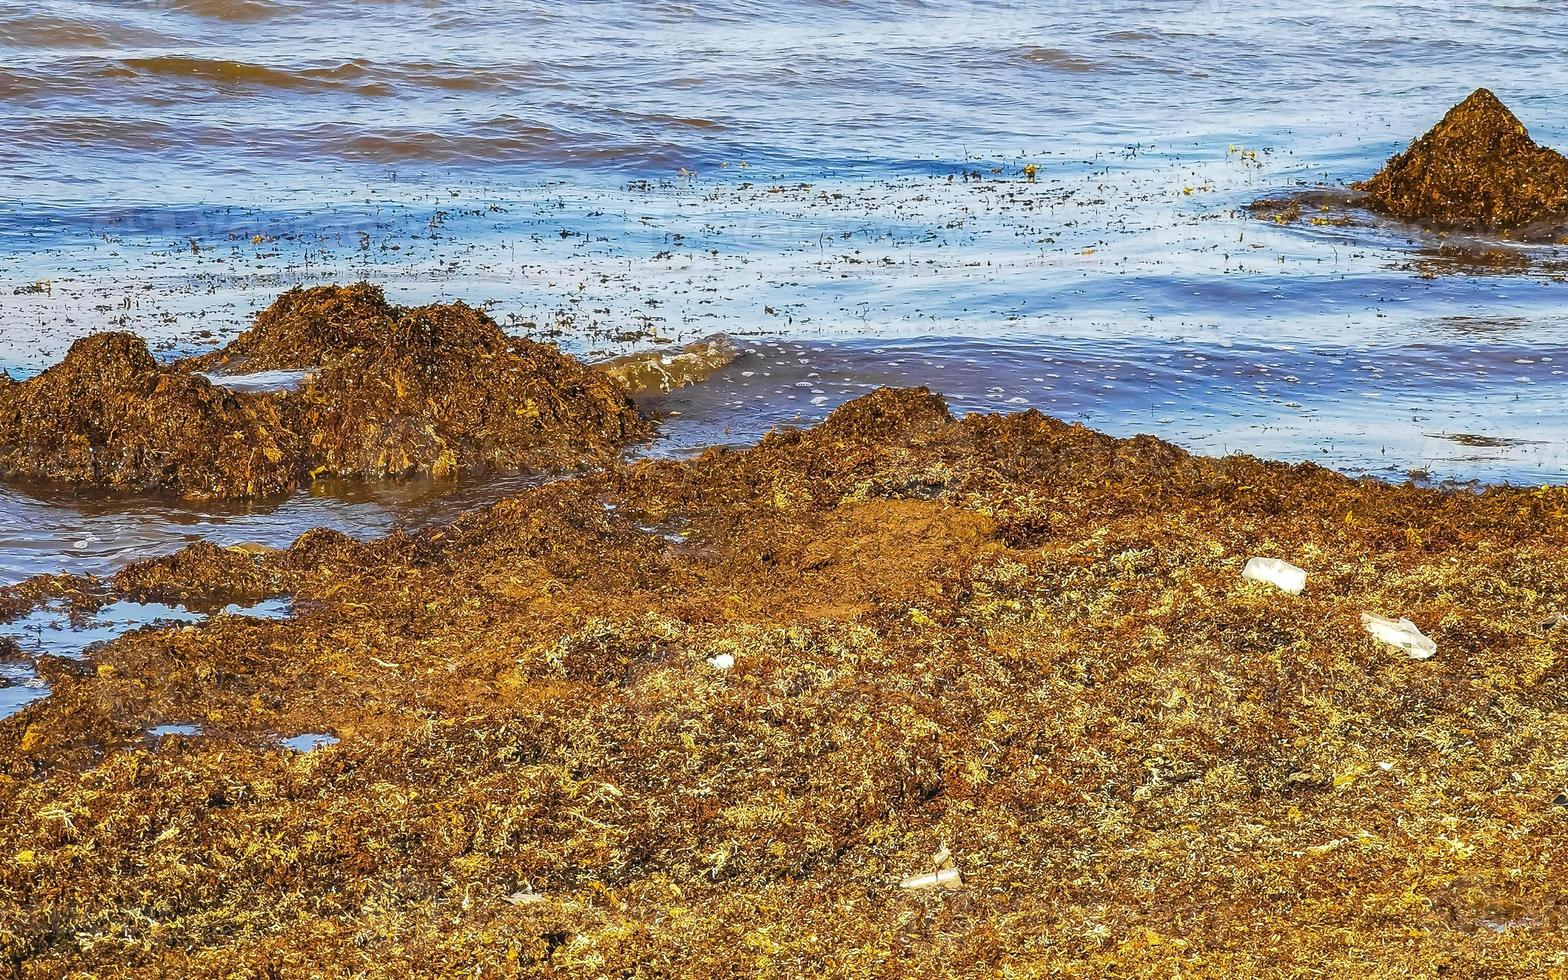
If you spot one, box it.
[185,282,404,374]
[0,333,300,498]
[287,296,651,478]
[1355,88,1568,234]
[0,285,650,498]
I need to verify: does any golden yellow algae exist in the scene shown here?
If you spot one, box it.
[3,387,1568,975]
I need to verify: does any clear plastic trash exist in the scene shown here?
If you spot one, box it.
[1360,612,1437,660]
[899,867,961,890]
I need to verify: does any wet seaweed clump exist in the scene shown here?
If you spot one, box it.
[5,388,1568,975]
[0,285,651,498]
[1355,88,1568,235]
[184,281,393,373]
[599,335,741,395]
[252,287,649,479]
[0,333,300,498]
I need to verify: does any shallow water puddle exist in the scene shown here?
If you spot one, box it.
[282,733,339,753]
[149,724,201,738]
[220,598,293,620]
[0,660,48,719]
[0,597,294,720]
[0,470,550,587]
[5,600,202,661]
[143,728,339,751]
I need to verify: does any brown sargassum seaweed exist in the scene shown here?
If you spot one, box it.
[3,388,1568,975]
[1356,88,1568,235]
[0,285,649,499]
[0,333,303,499]
[1255,88,1568,242]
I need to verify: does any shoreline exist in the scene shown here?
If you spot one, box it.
[4,292,1568,598]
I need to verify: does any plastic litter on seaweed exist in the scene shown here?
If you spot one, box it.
[1360,612,1437,660]
[1241,557,1307,595]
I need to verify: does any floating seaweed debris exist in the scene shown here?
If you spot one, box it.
[599,335,741,395]
[1251,89,1568,248]
[0,332,303,498]
[183,282,399,374]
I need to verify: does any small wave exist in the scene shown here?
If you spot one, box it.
[0,111,708,169]
[1016,46,1101,73]
[111,55,375,93]
[599,108,725,130]
[5,115,182,153]
[319,117,704,167]
[160,0,308,22]
[381,62,556,93]
[0,69,44,100]
[0,13,171,49]
[332,124,564,164]
[1101,29,1158,43]
[31,54,552,99]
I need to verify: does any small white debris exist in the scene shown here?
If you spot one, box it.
[1360,613,1437,660]
[1241,557,1307,595]
[900,867,962,890]
[900,843,962,891]
[503,888,545,906]
[903,865,959,890]
[706,653,734,671]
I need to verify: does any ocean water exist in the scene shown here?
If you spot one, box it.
[4,0,1568,585]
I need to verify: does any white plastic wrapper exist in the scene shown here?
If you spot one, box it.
[1360,613,1437,660]
[1241,557,1308,595]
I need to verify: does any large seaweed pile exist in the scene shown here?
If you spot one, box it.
[0,333,301,498]
[182,281,395,373]
[3,388,1567,976]
[0,286,650,498]
[255,289,649,480]
[1355,88,1568,234]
